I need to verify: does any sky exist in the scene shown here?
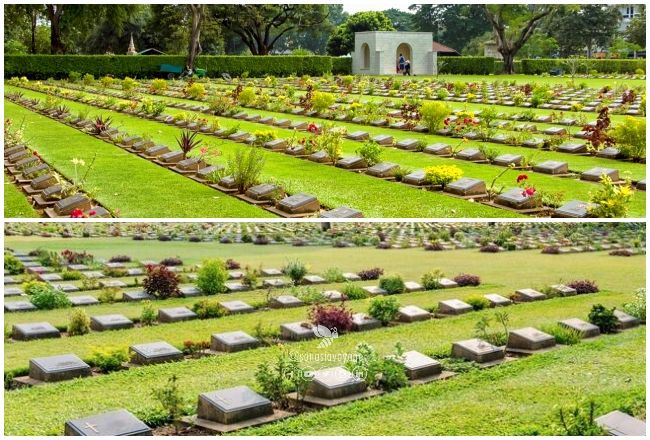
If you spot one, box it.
[340,1,412,14]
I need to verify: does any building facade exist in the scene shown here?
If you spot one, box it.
[352,32,438,75]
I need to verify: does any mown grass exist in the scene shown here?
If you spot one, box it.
[4,300,644,435]
[4,174,40,218]
[6,88,517,218]
[5,242,644,370]
[10,85,644,218]
[4,100,272,218]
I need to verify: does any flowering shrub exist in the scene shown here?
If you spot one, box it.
[379,275,405,295]
[623,288,645,323]
[541,245,561,254]
[424,165,463,188]
[566,280,599,294]
[237,86,256,106]
[61,249,94,264]
[453,273,481,286]
[225,258,240,270]
[588,175,634,218]
[143,264,180,299]
[309,303,353,333]
[311,91,336,113]
[160,257,183,266]
[149,79,168,95]
[357,267,384,281]
[419,101,451,132]
[479,244,500,253]
[184,82,206,99]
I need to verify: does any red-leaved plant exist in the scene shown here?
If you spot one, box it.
[309,303,353,334]
[143,264,180,299]
[176,129,202,159]
[453,273,481,286]
[567,280,599,294]
[357,267,384,280]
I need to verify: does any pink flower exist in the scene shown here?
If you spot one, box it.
[88,210,96,216]
[70,208,84,218]
[522,187,536,197]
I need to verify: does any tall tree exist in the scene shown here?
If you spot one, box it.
[409,4,490,52]
[187,4,205,70]
[547,5,620,57]
[382,8,416,31]
[46,4,65,53]
[4,5,46,53]
[216,4,329,55]
[326,11,395,56]
[483,5,558,74]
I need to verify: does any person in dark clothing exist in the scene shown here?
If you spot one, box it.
[398,53,405,73]
[403,59,411,76]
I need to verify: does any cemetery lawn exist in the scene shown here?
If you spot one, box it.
[3,239,645,435]
[4,174,40,218]
[4,100,273,218]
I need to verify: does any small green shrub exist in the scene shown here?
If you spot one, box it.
[61,270,83,281]
[341,283,368,300]
[97,287,120,304]
[554,400,606,435]
[67,308,91,336]
[140,301,157,326]
[255,351,310,409]
[587,304,618,333]
[237,87,256,106]
[311,91,336,113]
[346,342,408,391]
[196,259,228,295]
[323,267,345,283]
[152,375,186,433]
[420,101,451,132]
[283,259,308,285]
[82,73,94,85]
[368,296,400,325]
[378,274,405,295]
[192,299,226,319]
[421,270,444,290]
[4,254,24,275]
[356,140,383,166]
[88,346,129,373]
[466,295,490,311]
[30,286,71,310]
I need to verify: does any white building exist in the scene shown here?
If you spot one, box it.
[351,31,438,75]
[618,4,642,31]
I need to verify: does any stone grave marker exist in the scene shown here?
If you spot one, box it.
[401,350,442,380]
[495,188,539,210]
[322,290,344,301]
[277,193,320,215]
[197,386,273,425]
[320,206,364,218]
[515,288,546,302]
[438,299,472,315]
[29,354,91,382]
[555,200,599,218]
[346,131,369,141]
[280,321,316,341]
[123,290,153,301]
[65,409,152,436]
[533,160,569,175]
[180,286,202,297]
[506,327,556,352]
[558,318,600,338]
[261,268,283,276]
[398,305,431,322]
[4,301,37,312]
[455,148,486,162]
[451,338,505,364]
[595,410,646,436]
[372,134,393,145]
[219,300,254,314]
[351,313,381,331]
[211,331,259,352]
[69,296,101,307]
[557,142,587,154]
[438,278,459,288]
[335,156,367,169]
[307,366,367,399]
[395,139,419,150]
[225,282,248,292]
[13,322,60,340]
[4,286,23,296]
[158,307,198,323]
[90,314,134,331]
[404,281,424,292]
[270,295,304,308]
[613,310,639,329]
[263,278,287,288]
[99,280,127,288]
[492,154,522,167]
[366,162,399,178]
[343,272,361,281]
[484,293,512,307]
[580,167,619,182]
[303,275,326,284]
[423,143,451,156]
[51,283,79,292]
[549,284,577,296]
[444,178,487,197]
[38,273,63,282]
[362,286,387,295]
[130,341,184,365]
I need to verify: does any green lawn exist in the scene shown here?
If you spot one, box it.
[3,239,645,435]
[8,85,647,217]
[4,174,39,218]
[4,100,272,218]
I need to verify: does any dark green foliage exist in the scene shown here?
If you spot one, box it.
[555,400,606,435]
[438,56,495,75]
[378,274,405,295]
[521,58,645,75]
[588,304,618,333]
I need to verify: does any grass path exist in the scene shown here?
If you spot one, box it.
[4,100,272,218]
[4,174,40,218]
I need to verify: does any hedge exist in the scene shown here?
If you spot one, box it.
[520,58,646,75]
[4,55,338,79]
[437,57,495,75]
[331,57,352,75]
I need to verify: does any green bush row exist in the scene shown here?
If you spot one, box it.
[520,58,645,74]
[4,55,340,79]
[438,56,496,75]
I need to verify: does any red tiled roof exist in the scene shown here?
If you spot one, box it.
[432,41,459,54]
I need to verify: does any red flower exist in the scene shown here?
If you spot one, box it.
[88,210,97,216]
[307,123,319,133]
[516,174,528,183]
[443,118,450,126]
[70,208,85,218]
[522,187,536,197]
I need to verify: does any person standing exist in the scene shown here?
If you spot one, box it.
[398,53,405,73]
[404,59,411,76]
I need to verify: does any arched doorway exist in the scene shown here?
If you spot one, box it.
[396,42,412,72]
[362,43,370,69]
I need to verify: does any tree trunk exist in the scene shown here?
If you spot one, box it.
[501,51,515,74]
[30,10,37,54]
[47,5,65,54]
[186,5,204,71]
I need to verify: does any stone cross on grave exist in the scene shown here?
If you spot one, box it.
[83,422,99,433]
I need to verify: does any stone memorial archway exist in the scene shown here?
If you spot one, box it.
[352,31,437,75]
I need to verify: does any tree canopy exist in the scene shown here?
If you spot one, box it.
[326,11,395,56]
